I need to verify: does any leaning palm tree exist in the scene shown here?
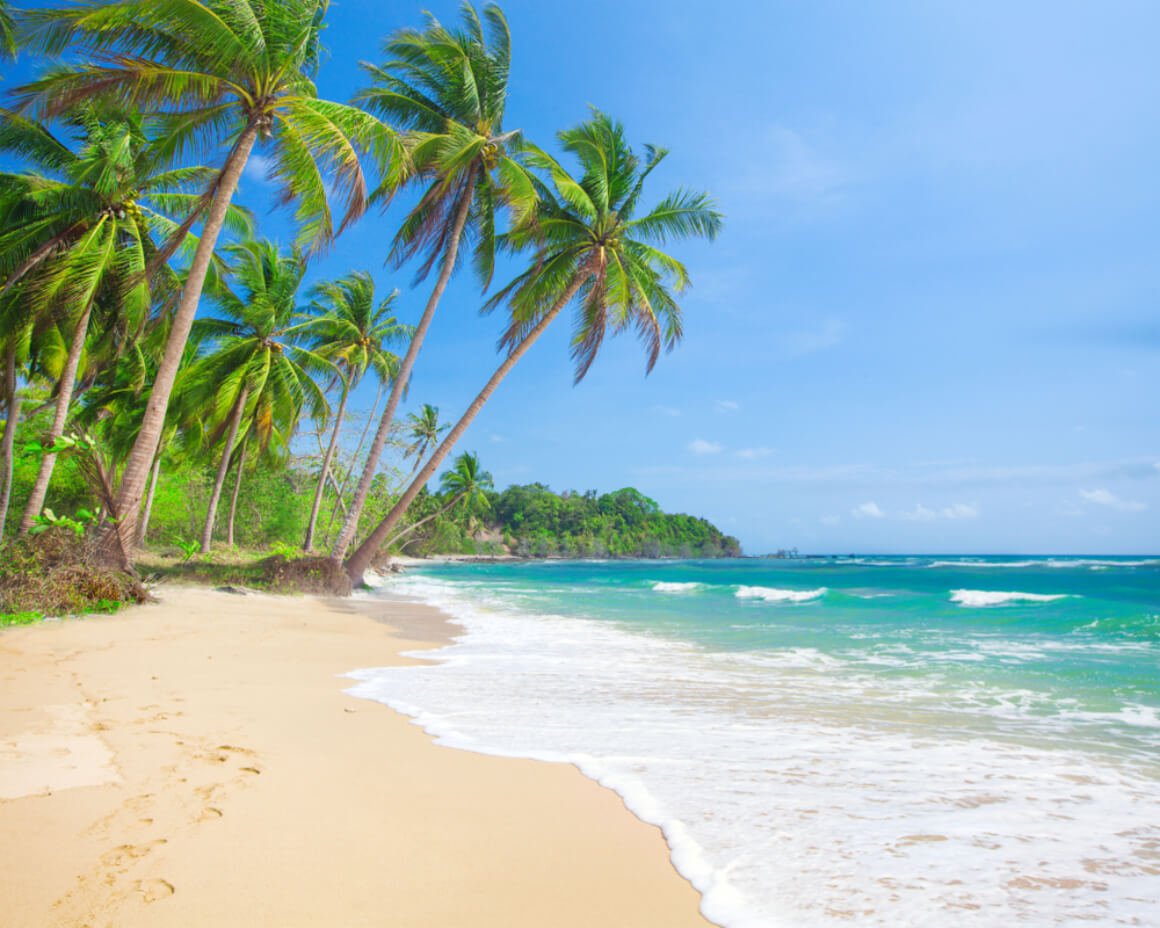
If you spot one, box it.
[181,239,331,553]
[401,403,447,484]
[0,305,29,536]
[301,271,410,552]
[0,105,251,533]
[12,0,400,564]
[343,112,721,583]
[330,1,534,563]
[382,450,492,553]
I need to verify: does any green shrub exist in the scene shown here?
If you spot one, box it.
[0,528,150,617]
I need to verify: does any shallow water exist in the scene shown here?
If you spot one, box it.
[347,557,1160,927]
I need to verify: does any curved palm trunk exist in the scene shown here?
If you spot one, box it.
[106,123,261,568]
[345,272,590,584]
[200,385,249,554]
[303,378,350,552]
[0,345,22,537]
[330,168,478,563]
[19,300,95,533]
[226,432,249,548]
[136,453,163,548]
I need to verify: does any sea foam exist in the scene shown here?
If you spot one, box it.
[735,585,826,603]
[652,581,704,593]
[349,572,1160,928]
[951,589,1071,607]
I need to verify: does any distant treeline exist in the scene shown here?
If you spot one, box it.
[405,482,743,559]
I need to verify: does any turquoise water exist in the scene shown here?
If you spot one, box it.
[348,557,1160,927]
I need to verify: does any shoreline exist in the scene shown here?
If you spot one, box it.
[0,586,712,927]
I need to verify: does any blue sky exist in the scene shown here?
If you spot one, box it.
[9,1,1160,553]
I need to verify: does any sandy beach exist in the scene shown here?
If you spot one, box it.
[0,586,711,928]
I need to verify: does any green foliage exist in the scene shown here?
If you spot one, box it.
[29,505,104,538]
[398,482,740,559]
[267,540,303,561]
[172,537,199,562]
[1,610,45,627]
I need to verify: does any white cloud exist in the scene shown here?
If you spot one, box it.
[714,400,740,414]
[852,501,885,519]
[243,152,273,184]
[754,125,849,204]
[735,447,774,460]
[653,405,682,418]
[902,502,978,522]
[1079,488,1147,512]
[488,433,505,444]
[781,318,846,357]
[688,438,723,455]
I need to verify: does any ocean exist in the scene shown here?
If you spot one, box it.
[345,557,1160,927]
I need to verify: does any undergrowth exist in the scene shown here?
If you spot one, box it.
[0,527,150,619]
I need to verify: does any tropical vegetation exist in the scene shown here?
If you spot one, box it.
[0,0,726,617]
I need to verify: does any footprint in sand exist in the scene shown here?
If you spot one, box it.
[198,806,223,822]
[134,878,175,903]
[100,839,167,868]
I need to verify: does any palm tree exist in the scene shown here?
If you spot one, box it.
[0,2,16,61]
[402,403,447,483]
[13,0,400,564]
[0,315,28,535]
[0,105,251,533]
[301,271,410,552]
[343,112,721,583]
[381,451,492,553]
[182,239,331,553]
[330,1,534,563]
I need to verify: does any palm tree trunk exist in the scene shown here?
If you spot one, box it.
[327,470,348,517]
[136,453,163,548]
[0,345,22,537]
[106,122,261,568]
[322,381,382,547]
[303,378,349,552]
[330,167,479,563]
[226,433,248,548]
[200,385,249,554]
[345,271,590,584]
[19,300,95,533]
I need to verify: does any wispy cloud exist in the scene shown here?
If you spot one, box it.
[243,152,273,184]
[688,438,723,455]
[820,514,841,526]
[1079,488,1147,512]
[746,124,850,205]
[780,318,846,357]
[735,447,774,460]
[653,405,682,418]
[852,501,885,519]
[714,400,740,414]
[900,503,978,522]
